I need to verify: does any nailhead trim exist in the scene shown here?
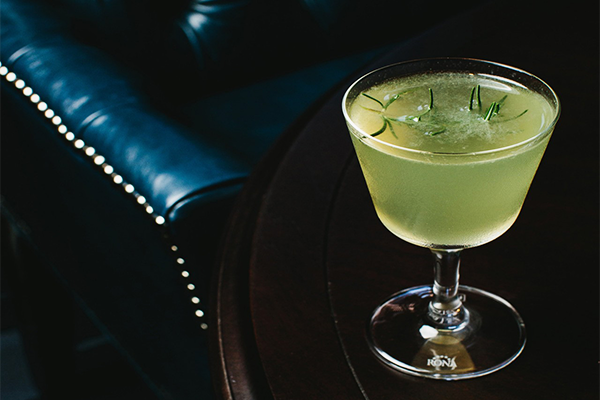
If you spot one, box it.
[1,62,208,330]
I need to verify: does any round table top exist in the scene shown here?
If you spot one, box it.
[210,3,598,399]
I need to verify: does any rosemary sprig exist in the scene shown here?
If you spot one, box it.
[361,88,437,136]
[483,94,507,121]
[370,116,397,138]
[359,84,528,138]
[494,109,529,122]
[469,85,482,111]
[362,93,384,108]
[384,93,401,109]
[470,86,526,122]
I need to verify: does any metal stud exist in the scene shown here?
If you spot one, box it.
[93,155,105,165]
[103,164,114,174]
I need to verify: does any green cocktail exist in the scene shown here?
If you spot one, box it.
[346,71,554,248]
[342,59,560,380]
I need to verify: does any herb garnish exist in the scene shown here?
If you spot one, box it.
[361,88,445,137]
[360,85,528,137]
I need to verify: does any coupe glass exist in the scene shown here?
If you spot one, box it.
[342,58,560,379]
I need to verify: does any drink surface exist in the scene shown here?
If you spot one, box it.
[349,72,553,154]
[346,71,556,248]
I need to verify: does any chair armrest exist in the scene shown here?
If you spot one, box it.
[1,0,249,222]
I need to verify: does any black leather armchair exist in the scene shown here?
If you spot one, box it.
[1,0,478,398]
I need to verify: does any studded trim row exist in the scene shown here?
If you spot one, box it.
[0,61,208,330]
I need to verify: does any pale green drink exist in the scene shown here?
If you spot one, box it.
[344,69,557,248]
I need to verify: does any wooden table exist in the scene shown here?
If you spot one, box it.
[210,3,598,399]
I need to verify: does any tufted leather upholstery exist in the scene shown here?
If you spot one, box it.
[1,0,481,398]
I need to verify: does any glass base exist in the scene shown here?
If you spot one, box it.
[368,285,526,380]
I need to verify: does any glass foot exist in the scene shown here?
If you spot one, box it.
[368,285,526,380]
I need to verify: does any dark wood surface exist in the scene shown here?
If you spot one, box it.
[211,3,598,399]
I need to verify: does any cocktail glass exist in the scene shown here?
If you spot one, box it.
[342,58,560,380]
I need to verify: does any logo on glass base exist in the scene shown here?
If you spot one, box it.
[427,354,457,370]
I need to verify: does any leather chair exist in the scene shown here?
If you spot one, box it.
[1,0,479,398]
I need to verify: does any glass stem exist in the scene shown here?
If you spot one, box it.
[427,249,468,329]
